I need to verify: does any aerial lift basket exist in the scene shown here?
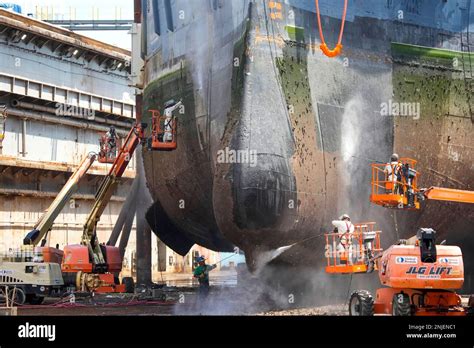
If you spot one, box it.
[148,110,178,151]
[98,133,121,164]
[370,158,420,210]
[325,222,382,274]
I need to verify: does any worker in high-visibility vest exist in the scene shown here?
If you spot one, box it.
[105,126,117,160]
[332,214,354,265]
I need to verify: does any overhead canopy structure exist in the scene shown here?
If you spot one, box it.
[0,3,21,14]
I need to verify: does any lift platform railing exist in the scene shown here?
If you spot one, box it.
[148,110,178,151]
[98,133,122,164]
[325,222,382,274]
[370,158,420,210]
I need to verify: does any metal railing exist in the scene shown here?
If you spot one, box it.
[371,158,419,197]
[325,222,382,268]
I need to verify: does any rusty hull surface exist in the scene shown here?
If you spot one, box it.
[140,0,473,289]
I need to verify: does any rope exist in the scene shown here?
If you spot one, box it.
[315,0,348,58]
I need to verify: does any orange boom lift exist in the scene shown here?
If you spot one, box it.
[346,228,473,316]
[324,158,474,316]
[62,123,147,293]
[62,103,181,293]
[370,158,474,210]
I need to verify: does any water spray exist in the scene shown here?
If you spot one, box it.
[214,248,241,265]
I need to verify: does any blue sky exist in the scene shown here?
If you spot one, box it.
[13,0,133,50]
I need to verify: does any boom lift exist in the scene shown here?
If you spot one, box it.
[23,153,97,262]
[324,158,474,316]
[0,153,97,304]
[346,228,473,316]
[370,158,474,210]
[1,104,177,302]
[61,123,147,293]
[324,224,473,316]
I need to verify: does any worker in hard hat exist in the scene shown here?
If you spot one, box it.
[401,162,417,207]
[163,99,182,142]
[105,126,117,160]
[193,256,217,297]
[332,214,354,265]
[384,153,402,194]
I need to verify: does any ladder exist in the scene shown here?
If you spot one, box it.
[460,0,473,122]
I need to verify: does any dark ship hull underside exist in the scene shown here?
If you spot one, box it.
[140,0,473,286]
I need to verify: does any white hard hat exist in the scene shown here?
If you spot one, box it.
[339,214,351,221]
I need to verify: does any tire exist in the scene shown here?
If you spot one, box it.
[349,290,374,316]
[9,287,26,305]
[0,288,5,304]
[122,277,135,294]
[26,294,45,305]
[392,292,411,316]
[466,295,474,315]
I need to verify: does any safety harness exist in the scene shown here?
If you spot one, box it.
[340,221,352,247]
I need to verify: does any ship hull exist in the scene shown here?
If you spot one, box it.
[141,0,474,284]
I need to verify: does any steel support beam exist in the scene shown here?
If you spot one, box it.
[135,148,152,286]
[118,199,136,259]
[108,175,140,246]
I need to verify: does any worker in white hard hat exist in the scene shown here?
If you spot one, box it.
[332,214,355,265]
[384,153,402,194]
[163,99,182,142]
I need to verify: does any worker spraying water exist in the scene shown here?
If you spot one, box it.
[193,256,217,298]
[193,249,241,297]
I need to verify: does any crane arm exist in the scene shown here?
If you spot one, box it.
[81,123,146,266]
[23,153,97,246]
[421,187,474,204]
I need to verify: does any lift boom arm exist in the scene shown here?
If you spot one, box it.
[82,123,145,266]
[24,153,97,246]
[421,187,474,204]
